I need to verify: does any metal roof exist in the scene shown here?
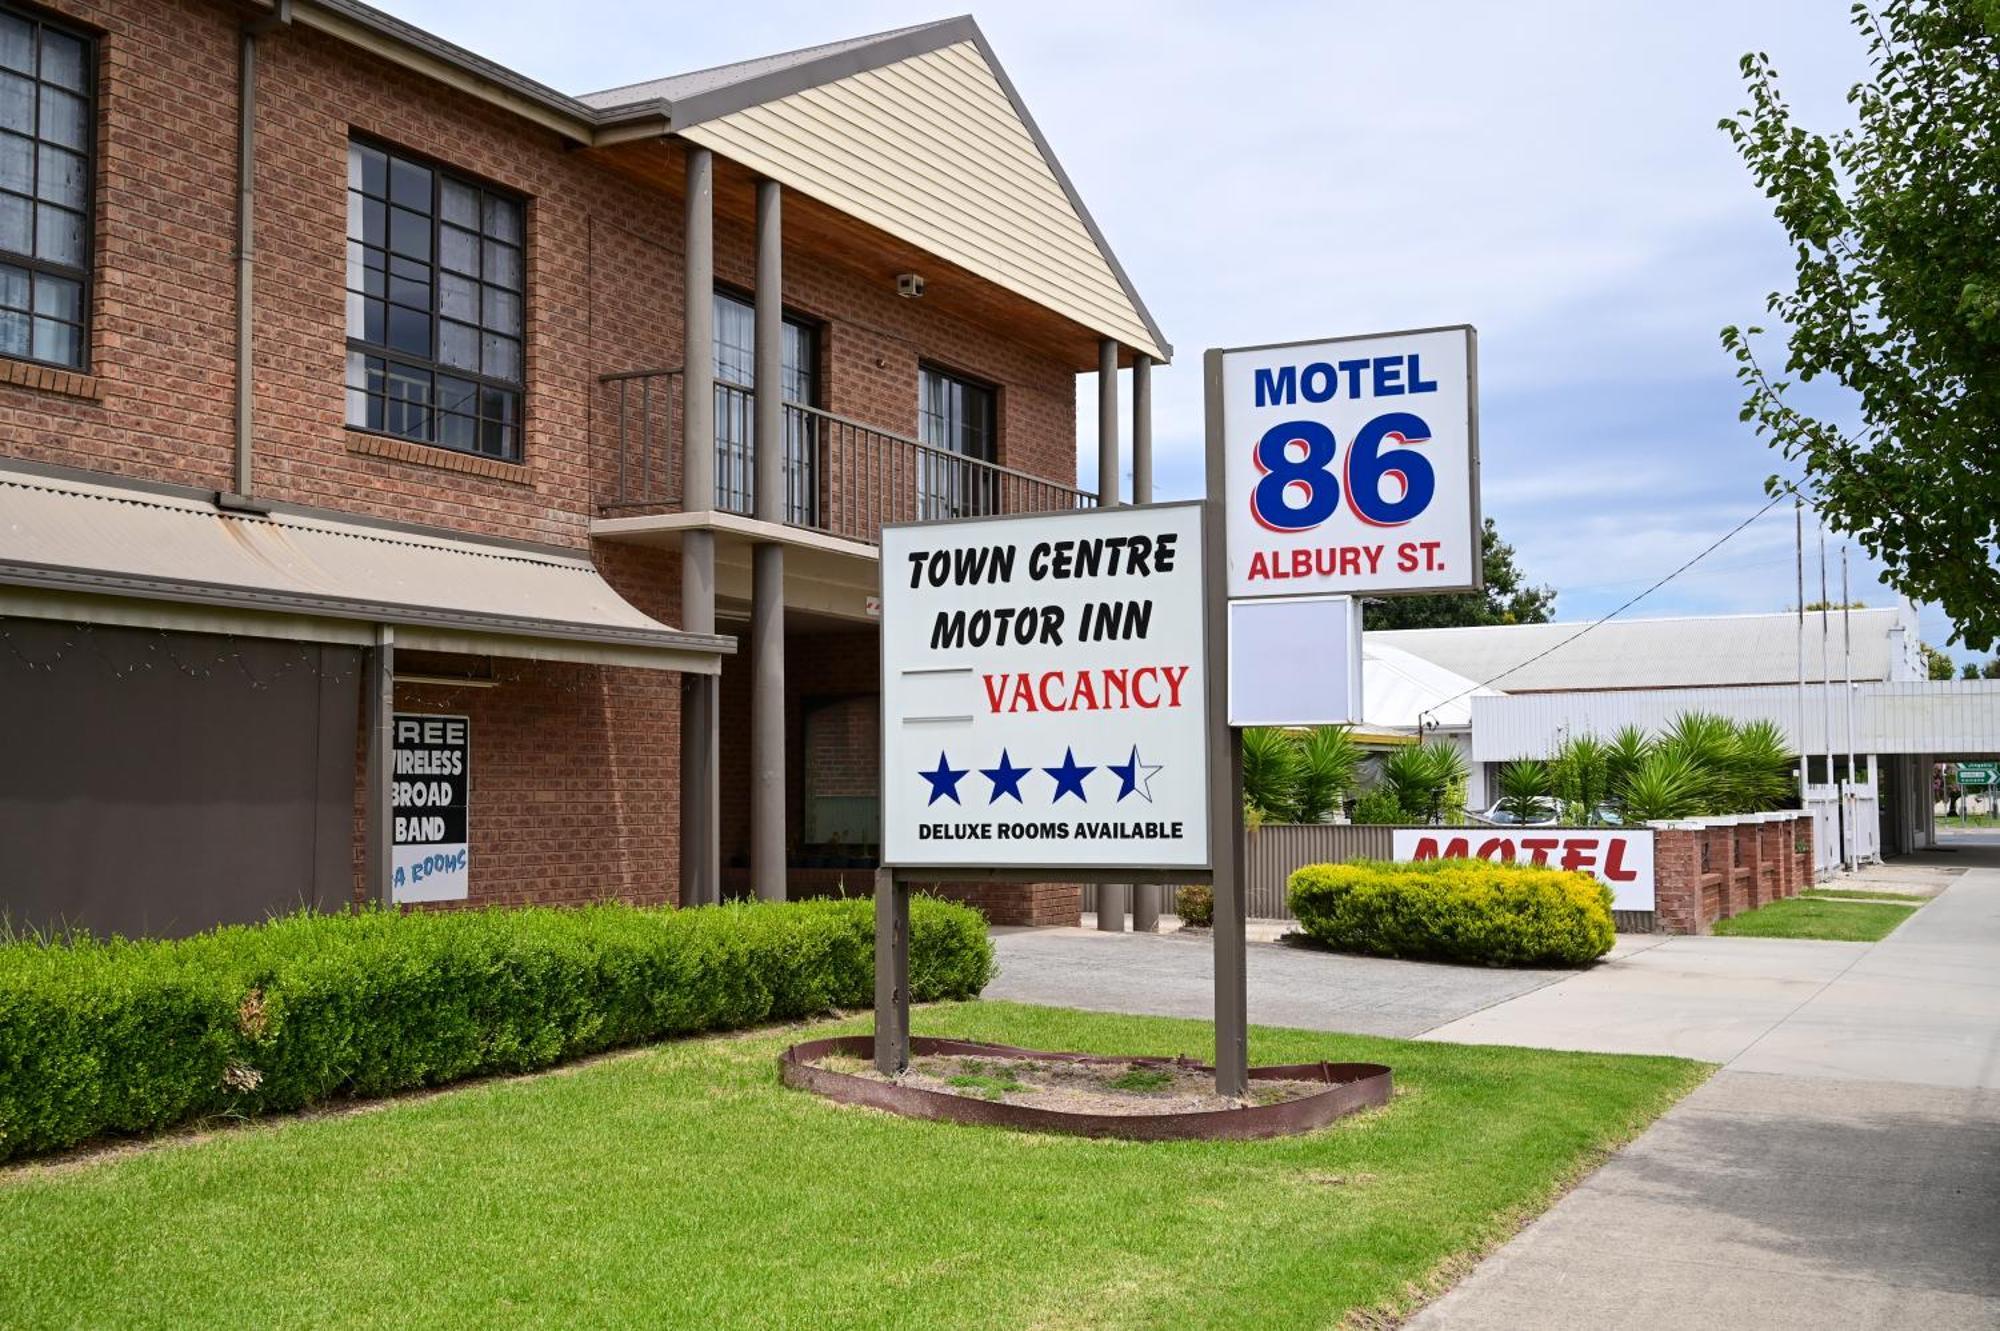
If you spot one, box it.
[1471,681,2000,761]
[578,21,955,112]
[1369,607,1923,694]
[1363,641,1496,731]
[0,467,731,670]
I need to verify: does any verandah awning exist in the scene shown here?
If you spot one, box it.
[0,466,731,672]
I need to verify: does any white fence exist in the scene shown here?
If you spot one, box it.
[1804,785,1842,879]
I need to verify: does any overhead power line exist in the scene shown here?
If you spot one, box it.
[1420,490,1794,717]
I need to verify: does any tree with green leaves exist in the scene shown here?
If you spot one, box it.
[1361,518,1555,630]
[1720,1,2000,649]
[1923,644,1957,680]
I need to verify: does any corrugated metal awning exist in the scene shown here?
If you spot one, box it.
[0,467,731,673]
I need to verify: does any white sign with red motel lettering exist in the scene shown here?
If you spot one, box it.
[1219,326,1480,598]
[880,503,1211,871]
[1391,827,1655,911]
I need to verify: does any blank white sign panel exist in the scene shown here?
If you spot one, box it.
[1227,596,1362,727]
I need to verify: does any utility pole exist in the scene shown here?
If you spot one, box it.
[1842,546,1857,871]
[1795,498,1808,799]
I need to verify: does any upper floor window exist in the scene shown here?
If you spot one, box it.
[918,365,995,463]
[344,139,523,462]
[0,6,91,369]
[918,365,996,518]
[712,288,818,521]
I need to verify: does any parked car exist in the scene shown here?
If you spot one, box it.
[1467,800,1626,827]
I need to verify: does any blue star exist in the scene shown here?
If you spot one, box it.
[982,749,1030,803]
[1043,747,1096,802]
[1107,745,1164,802]
[919,751,967,805]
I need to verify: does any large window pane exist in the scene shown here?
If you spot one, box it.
[38,29,82,92]
[344,138,522,461]
[0,15,29,75]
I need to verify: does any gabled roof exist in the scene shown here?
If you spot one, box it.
[584,18,1169,362]
[283,2,1169,361]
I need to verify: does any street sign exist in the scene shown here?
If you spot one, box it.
[1218,325,1479,599]
[879,502,1212,871]
[1957,762,1998,788]
[1227,594,1363,727]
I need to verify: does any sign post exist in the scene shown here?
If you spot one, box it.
[1203,354,1250,1096]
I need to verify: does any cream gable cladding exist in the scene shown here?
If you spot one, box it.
[678,41,1164,361]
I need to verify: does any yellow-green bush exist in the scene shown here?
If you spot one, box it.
[1287,858,1614,967]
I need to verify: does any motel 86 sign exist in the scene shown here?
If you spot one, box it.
[1219,325,1481,598]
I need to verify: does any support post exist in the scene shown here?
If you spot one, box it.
[1203,350,1249,1098]
[874,867,910,1076]
[1095,338,1130,932]
[1130,352,1160,933]
[750,178,787,901]
[678,145,720,907]
[363,625,395,906]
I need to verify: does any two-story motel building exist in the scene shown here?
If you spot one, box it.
[0,0,1167,935]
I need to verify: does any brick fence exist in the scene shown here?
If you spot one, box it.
[1650,813,1815,934]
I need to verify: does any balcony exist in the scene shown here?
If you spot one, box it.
[596,369,1096,549]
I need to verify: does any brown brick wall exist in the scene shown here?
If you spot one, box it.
[9,0,1095,917]
[1652,815,1814,934]
[364,658,682,911]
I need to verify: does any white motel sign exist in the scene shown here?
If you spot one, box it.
[1220,325,1480,600]
[879,503,1211,871]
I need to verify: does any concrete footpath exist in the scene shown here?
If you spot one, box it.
[1411,854,2000,1331]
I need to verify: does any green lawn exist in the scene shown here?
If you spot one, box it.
[0,1001,1705,1330]
[1803,887,1929,904]
[1714,896,1917,941]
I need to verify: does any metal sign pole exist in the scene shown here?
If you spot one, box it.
[1203,349,1249,1099]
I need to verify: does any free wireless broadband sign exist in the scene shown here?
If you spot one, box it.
[880,503,1210,871]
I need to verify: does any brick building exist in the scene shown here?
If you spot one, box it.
[0,0,1169,934]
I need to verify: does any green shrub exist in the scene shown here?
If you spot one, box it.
[1286,859,1614,968]
[0,896,992,1162]
[1174,884,1214,928]
[1350,788,1406,825]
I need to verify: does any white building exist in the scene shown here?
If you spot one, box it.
[1368,605,2000,866]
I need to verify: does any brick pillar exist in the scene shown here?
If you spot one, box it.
[1652,827,1703,934]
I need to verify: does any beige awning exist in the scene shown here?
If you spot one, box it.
[0,466,730,673]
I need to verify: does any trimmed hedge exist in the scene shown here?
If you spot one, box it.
[1287,858,1615,968]
[0,896,992,1162]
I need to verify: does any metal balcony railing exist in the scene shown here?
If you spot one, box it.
[598,368,1097,545]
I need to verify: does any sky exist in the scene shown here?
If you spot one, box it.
[382,0,1976,665]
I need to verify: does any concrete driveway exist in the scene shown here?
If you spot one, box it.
[1411,846,2000,1331]
[986,922,1605,1038]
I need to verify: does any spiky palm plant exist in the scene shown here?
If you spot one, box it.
[1620,749,1707,822]
[1551,733,1612,822]
[1605,725,1653,804]
[1658,711,1740,813]
[1382,741,1470,824]
[1729,718,1797,812]
[1240,725,1302,823]
[1293,725,1361,823]
[1497,759,1553,823]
